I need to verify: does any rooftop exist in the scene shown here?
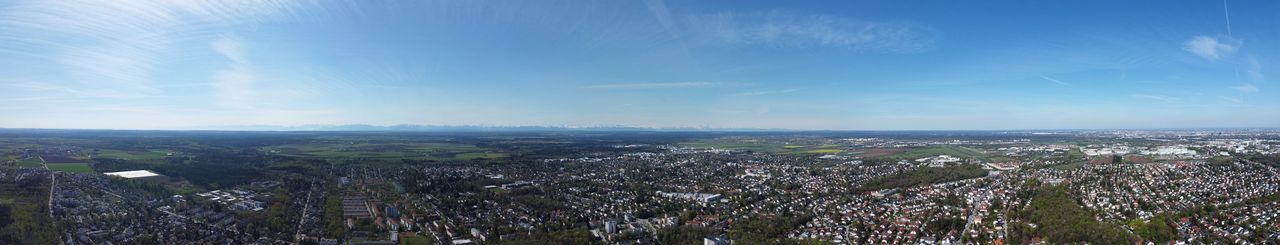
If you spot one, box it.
[102,170,160,179]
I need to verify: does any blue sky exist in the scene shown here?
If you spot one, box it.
[0,0,1276,130]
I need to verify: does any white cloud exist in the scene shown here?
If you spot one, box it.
[1038,75,1071,86]
[683,11,937,52]
[583,81,750,90]
[734,88,802,96]
[1181,36,1239,61]
[1231,83,1259,93]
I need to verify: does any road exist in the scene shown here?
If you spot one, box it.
[47,172,55,218]
[40,156,58,218]
[960,189,991,243]
[294,177,317,242]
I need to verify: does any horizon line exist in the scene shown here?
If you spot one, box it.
[2,125,1278,133]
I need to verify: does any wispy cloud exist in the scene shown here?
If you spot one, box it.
[1130,94,1175,103]
[0,0,305,93]
[682,11,937,52]
[583,81,750,90]
[1231,83,1259,93]
[1245,57,1263,81]
[642,0,680,39]
[1,80,171,101]
[1218,96,1244,104]
[733,88,802,96]
[211,36,256,108]
[1038,75,1071,86]
[1181,36,1239,61]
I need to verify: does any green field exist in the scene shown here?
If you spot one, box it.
[16,157,44,168]
[93,149,172,161]
[790,149,843,154]
[1038,147,1087,170]
[680,140,845,155]
[46,163,93,173]
[874,146,984,160]
[456,152,509,160]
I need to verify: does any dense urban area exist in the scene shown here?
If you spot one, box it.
[2,129,1279,244]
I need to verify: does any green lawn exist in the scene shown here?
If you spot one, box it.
[401,234,434,245]
[46,163,93,173]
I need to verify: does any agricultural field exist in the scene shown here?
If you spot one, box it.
[91,149,173,161]
[39,155,85,164]
[855,148,911,158]
[456,152,508,160]
[16,157,44,168]
[46,163,93,173]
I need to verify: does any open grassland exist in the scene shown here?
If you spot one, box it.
[680,140,845,155]
[873,146,984,160]
[46,163,93,173]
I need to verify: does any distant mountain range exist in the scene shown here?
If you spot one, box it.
[200,124,793,132]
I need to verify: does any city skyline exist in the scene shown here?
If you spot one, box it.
[2,0,1278,130]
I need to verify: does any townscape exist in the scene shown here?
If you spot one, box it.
[2,129,1278,244]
